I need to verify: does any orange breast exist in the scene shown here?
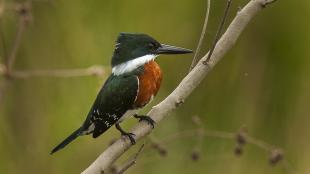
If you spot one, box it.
[133,61,162,108]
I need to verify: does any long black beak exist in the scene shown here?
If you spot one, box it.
[156,44,193,55]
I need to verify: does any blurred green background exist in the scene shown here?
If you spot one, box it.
[0,0,309,173]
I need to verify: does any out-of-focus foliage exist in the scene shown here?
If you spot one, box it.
[0,0,309,174]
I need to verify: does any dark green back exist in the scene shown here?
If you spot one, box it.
[82,71,140,138]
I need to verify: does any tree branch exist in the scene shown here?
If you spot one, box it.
[81,0,278,173]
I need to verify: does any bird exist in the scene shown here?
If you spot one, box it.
[51,33,192,154]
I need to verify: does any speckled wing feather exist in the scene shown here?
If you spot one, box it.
[82,73,139,138]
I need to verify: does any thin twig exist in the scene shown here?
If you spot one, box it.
[148,136,168,157]
[0,0,8,102]
[245,134,275,151]
[7,13,25,72]
[0,18,8,62]
[203,0,232,64]
[282,159,298,174]
[189,0,211,72]
[0,63,5,74]
[110,144,145,174]
[9,65,106,78]
[158,128,278,155]
[159,129,234,145]
[158,128,274,152]
[262,0,278,7]
[0,0,4,18]
[190,116,205,161]
[0,78,7,104]
[6,1,31,75]
[146,127,295,174]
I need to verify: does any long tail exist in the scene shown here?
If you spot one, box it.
[50,127,82,154]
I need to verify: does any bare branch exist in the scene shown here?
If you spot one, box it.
[189,0,211,71]
[0,76,8,104]
[150,126,295,173]
[81,0,278,173]
[8,65,106,78]
[0,63,5,74]
[6,1,32,75]
[0,0,4,18]
[0,27,8,62]
[156,128,272,152]
[0,1,9,66]
[190,116,204,161]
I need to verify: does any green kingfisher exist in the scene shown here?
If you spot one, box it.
[51,33,192,154]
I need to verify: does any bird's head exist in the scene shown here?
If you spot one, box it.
[111,33,192,75]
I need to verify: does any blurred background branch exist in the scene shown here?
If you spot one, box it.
[2,65,106,78]
[108,115,295,174]
[151,116,290,167]
[0,1,106,80]
[0,1,106,105]
[6,1,32,75]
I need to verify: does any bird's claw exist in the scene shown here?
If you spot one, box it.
[116,123,136,145]
[134,114,156,128]
[121,132,136,145]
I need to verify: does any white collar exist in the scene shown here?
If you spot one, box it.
[112,54,158,76]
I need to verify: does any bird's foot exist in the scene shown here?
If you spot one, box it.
[121,132,136,145]
[115,123,136,145]
[134,114,156,128]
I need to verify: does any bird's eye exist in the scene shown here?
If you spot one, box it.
[147,42,156,50]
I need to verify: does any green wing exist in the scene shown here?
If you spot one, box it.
[82,74,139,138]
